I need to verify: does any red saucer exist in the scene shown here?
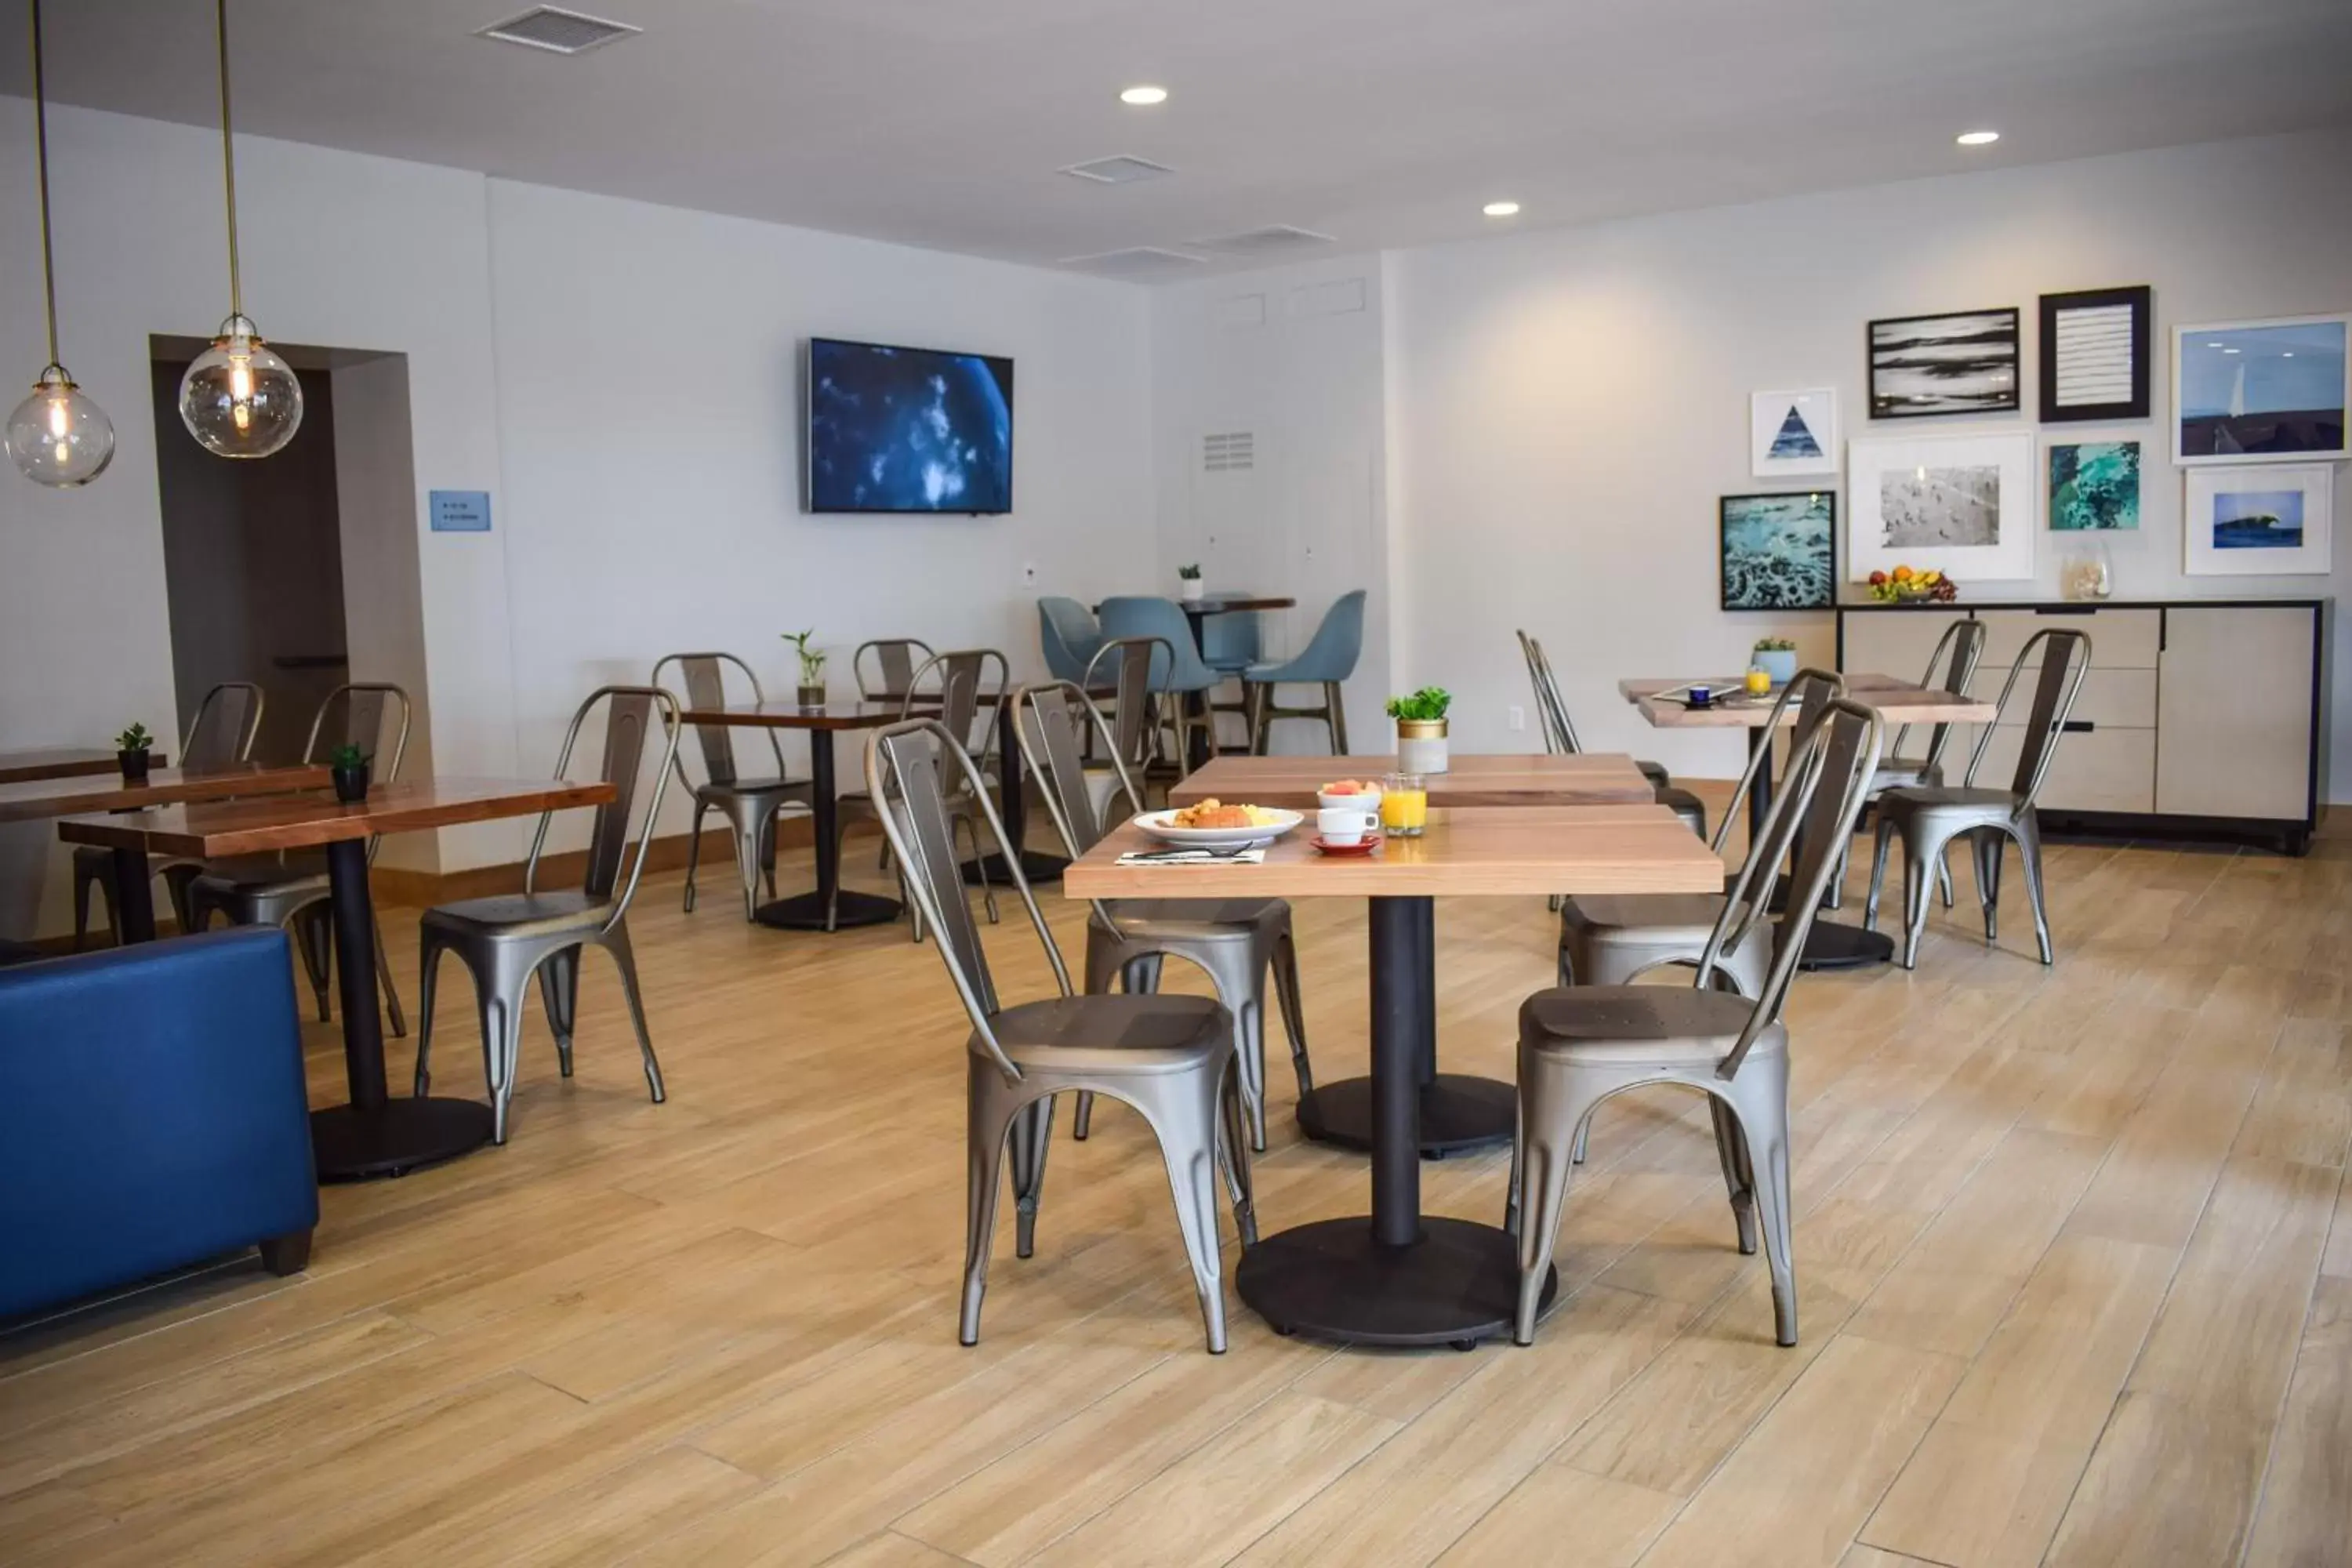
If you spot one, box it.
[1310,835,1382,857]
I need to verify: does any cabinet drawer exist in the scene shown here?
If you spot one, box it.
[1969,724,2154,813]
[1975,608,2159,671]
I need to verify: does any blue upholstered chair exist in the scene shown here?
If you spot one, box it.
[1196,596,1263,674]
[1243,590,1367,754]
[0,927,319,1316]
[1037,597,1102,685]
[1098,596,1225,771]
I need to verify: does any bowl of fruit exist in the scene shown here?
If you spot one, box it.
[1317,777,1384,811]
[1865,565,1958,604]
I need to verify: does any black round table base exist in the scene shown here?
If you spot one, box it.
[1799,920,1894,971]
[964,850,1069,887]
[1236,1216,1556,1348]
[753,889,903,931]
[312,1098,495,1182]
[1297,1073,1516,1158]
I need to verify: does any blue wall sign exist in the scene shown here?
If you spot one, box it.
[429,490,492,533]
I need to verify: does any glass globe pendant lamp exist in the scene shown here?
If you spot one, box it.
[177,0,302,459]
[5,0,114,487]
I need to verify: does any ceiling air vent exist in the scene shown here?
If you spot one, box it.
[1059,155,1175,186]
[1203,431,1255,473]
[1189,225,1336,256]
[1058,247,1207,281]
[477,6,641,55]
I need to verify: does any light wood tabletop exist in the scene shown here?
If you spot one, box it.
[1065,804,1722,900]
[0,746,168,786]
[1621,673,1995,729]
[0,761,329,825]
[53,776,614,858]
[1167,752,1657,809]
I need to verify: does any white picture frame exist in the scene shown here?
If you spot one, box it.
[2173,314,2350,466]
[2183,464,2333,576]
[1749,387,1839,477]
[1847,430,2037,583]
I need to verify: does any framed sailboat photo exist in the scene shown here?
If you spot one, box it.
[1749,388,1840,477]
[2174,315,2348,466]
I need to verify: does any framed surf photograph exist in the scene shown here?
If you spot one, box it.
[1749,388,1840,477]
[1847,430,2036,582]
[1720,490,1836,610]
[2174,315,2348,465]
[2183,464,2333,576]
[1867,307,2020,419]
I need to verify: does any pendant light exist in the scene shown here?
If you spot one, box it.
[177,0,301,458]
[5,0,114,487]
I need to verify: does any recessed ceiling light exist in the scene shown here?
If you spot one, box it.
[1955,129,2000,147]
[1120,85,1168,106]
[1483,201,1521,218]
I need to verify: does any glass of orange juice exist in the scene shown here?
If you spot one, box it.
[1381,772,1429,837]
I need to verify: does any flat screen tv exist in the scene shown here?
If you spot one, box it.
[804,337,1014,514]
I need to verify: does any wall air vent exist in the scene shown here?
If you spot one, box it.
[1203,431,1255,474]
[1059,155,1176,186]
[1058,247,1207,281]
[1188,225,1337,256]
[477,7,641,55]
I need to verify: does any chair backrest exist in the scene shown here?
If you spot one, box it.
[1095,597,1219,691]
[302,684,412,781]
[867,717,1070,1081]
[855,638,938,702]
[183,681,264,768]
[523,685,682,918]
[902,648,1008,762]
[652,652,786,790]
[1698,696,1884,1079]
[1963,628,2092,806]
[1708,667,1846,855]
[1279,590,1369,682]
[1012,680,1127,866]
[1080,635,1164,783]
[1196,594,1263,669]
[1518,631,1583,754]
[1898,619,1989,776]
[1036,598,1101,684]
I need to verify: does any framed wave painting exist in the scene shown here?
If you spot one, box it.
[1749,388,1839,477]
[1720,491,1836,611]
[1867,307,2020,419]
[2174,315,2348,465]
[2183,464,2332,576]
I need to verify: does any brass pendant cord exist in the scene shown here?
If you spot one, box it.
[27,0,60,368]
[212,0,241,321]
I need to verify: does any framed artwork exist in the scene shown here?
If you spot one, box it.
[1867,307,2020,419]
[2175,315,2349,464]
[2039,285,2151,422]
[1720,490,1836,610]
[2046,437,2142,532]
[2183,464,2333,576]
[1748,388,1839,477]
[1848,430,2036,582]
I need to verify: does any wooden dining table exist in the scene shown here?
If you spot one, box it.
[56,777,612,1181]
[0,746,165,786]
[1068,803,1722,1348]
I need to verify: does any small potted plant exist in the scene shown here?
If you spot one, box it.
[1387,687,1452,774]
[1751,637,1799,687]
[115,723,154,784]
[327,742,372,804]
[783,629,827,706]
[1176,563,1205,603]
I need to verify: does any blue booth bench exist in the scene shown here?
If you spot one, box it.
[1,927,319,1318]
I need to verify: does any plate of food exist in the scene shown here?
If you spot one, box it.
[1134,800,1305,848]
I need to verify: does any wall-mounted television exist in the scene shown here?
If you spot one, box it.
[804,337,1014,514]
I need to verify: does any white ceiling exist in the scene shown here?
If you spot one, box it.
[9,0,2350,279]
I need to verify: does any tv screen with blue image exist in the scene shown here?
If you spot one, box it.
[805,338,1014,514]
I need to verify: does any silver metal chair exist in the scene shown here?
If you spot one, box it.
[652,652,817,921]
[1014,680,1311,1152]
[75,680,264,946]
[1865,628,2090,970]
[1512,696,1883,1348]
[1080,634,1170,818]
[1519,631,1704,838]
[411,685,681,1143]
[867,717,1256,1352]
[838,648,1007,937]
[187,684,412,1033]
[854,637,939,703]
[1828,618,1987,912]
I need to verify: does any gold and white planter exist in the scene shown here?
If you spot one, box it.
[1395,717,1450,775]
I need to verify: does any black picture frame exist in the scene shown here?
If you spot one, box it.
[1719,491,1837,612]
[2039,285,2151,423]
[1867,307,2021,419]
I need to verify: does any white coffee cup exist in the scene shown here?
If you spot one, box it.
[1316,806,1380,845]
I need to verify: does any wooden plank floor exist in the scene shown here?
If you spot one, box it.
[5,818,2350,1566]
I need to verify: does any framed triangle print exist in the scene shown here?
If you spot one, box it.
[1751,388,1839,477]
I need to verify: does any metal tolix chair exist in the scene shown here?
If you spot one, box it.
[866,717,1256,1352]
[76,680,263,946]
[1014,679,1311,1152]
[411,685,681,1143]
[1079,635,1167,820]
[652,652,816,920]
[1828,616,1987,912]
[1519,630,1707,839]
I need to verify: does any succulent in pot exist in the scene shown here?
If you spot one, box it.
[327,742,372,804]
[1750,637,1799,686]
[784,629,828,706]
[1177,562,1205,602]
[1386,687,1453,774]
[114,722,154,784]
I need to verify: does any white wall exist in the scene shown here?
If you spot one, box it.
[0,102,1153,937]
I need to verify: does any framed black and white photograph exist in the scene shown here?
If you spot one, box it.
[2183,463,2333,576]
[2174,314,2350,465]
[1720,491,1836,610]
[1748,388,1840,477]
[1867,307,2020,419]
[1848,430,2036,582]
[2039,285,2151,422]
